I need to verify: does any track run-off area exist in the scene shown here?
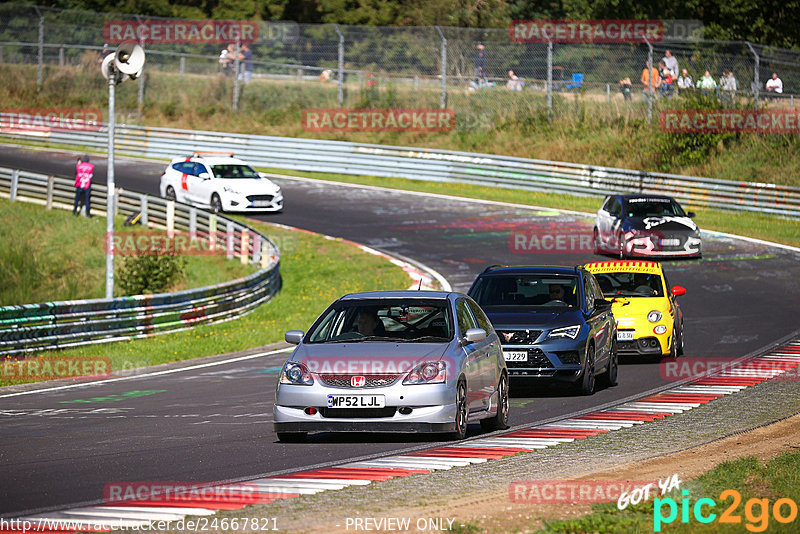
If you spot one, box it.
[1,145,800,518]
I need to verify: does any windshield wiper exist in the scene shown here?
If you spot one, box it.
[406,336,450,343]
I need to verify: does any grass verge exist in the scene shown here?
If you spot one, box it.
[0,199,253,305]
[540,451,800,533]
[260,167,800,249]
[0,218,411,387]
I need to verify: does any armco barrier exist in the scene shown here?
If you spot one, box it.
[0,166,281,357]
[1,120,798,218]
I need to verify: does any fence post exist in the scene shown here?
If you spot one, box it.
[745,42,759,109]
[59,47,64,67]
[166,200,175,237]
[10,169,19,202]
[35,6,43,91]
[208,213,217,250]
[252,234,262,265]
[334,24,344,107]
[606,83,610,103]
[435,26,447,109]
[140,195,148,226]
[260,241,270,269]
[233,40,240,111]
[180,55,185,78]
[645,38,653,123]
[0,45,4,64]
[240,228,249,264]
[46,175,54,209]
[547,40,553,118]
[226,221,234,259]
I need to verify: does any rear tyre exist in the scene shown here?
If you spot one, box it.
[276,432,307,443]
[592,228,602,255]
[448,380,468,440]
[577,345,596,395]
[480,373,509,432]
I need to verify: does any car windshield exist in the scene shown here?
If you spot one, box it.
[593,272,664,297]
[211,164,261,179]
[624,198,685,218]
[306,299,454,343]
[469,274,579,308]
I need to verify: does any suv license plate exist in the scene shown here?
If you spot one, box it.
[503,351,528,361]
[252,200,272,207]
[617,331,635,341]
[327,395,385,408]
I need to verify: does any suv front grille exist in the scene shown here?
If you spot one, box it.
[318,374,402,388]
[498,330,542,345]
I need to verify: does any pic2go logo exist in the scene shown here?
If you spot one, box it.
[654,489,799,532]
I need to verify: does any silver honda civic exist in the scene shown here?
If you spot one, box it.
[273,291,509,442]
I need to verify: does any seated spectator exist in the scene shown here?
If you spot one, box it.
[677,69,694,94]
[696,70,717,96]
[506,69,523,91]
[765,72,783,100]
[319,69,332,82]
[619,77,632,101]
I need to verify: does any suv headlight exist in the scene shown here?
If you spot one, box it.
[647,310,662,323]
[546,325,581,340]
[403,361,446,385]
[279,362,313,385]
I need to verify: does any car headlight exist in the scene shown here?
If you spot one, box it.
[647,310,662,323]
[546,325,581,340]
[403,361,446,385]
[223,186,242,195]
[654,325,668,335]
[279,362,313,385]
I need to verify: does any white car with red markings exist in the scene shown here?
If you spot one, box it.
[159,152,283,213]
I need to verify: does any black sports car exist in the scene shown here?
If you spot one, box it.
[593,194,701,259]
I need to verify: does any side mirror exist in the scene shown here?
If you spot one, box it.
[594,299,613,312]
[687,212,696,218]
[462,328,487,344]
[671,286,686,297]
[285,330,304,344]
[198,172,210,180]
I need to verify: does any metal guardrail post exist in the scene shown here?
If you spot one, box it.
[226,221,234,259]
[260,241,270,269]
[334,25,344,107]
[10,169,19,202]
[46,175,54,209]
[166,200,175,237]
[209,213,217,250]
[745,42,760,109]
[253,234,262,265]
[547,40,553,118]
[189,207,197,237]
[140,195,148,226]
[435,26,447,109]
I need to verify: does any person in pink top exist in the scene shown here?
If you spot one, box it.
[73,154,94,217]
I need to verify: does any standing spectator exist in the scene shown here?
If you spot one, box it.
[659,60,674,98]
[506,69,522,91]
[697,70,717,96]
[721,71,737,105]
[640,60,661,97]
[662,50,679,78]
[73,155,94,218]
[219,44,235,75]
[97,43,112,65]
[677,69,694,94]
[238,43,254,84]
[765,72,783,99]
[619,77,632,100]
[474,42,487,84]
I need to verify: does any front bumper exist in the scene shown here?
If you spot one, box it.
[225,192,283,212]
[501,339,588,382]
[624,234,701,258]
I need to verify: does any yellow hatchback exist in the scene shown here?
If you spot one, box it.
[584,261,686,358]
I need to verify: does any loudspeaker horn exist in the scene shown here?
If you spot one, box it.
[114,43,145,77]
[101,53,116,80]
